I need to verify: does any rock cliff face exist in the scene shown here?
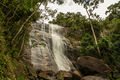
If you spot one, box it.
[29,23,58,72]
[24,22,76,73]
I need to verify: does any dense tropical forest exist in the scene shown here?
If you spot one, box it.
[0,0,120,80]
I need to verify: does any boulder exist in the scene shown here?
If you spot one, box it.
[73,70,83,78]
[77,56,112,74]
[56,70,83,80]
[37,70,56,80]
[56,71,72,80]
[81,76,108,80]
[72,70,83,80]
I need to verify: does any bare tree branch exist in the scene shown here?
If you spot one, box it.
[17,32,26,57]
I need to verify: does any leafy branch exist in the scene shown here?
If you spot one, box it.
[12,3,42,43]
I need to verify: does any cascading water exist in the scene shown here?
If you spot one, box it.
[50,24,72,71]
[29,22,74,72]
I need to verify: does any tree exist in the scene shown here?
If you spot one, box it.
[106,1,120,20]
[73,0,104,56]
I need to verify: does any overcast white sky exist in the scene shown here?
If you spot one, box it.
[46,0,120,18]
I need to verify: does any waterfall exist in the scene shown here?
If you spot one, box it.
[29,23,74,72]
[50,24,72,71]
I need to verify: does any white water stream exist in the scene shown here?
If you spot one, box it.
[50,24,72,71]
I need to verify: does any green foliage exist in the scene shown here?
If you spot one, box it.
[0,0,43,79]
[17,76,24,80]
[101,3,120,69]
[0,54,16,79]
[116,78,120,80]
[106,1,120,19]
[50,12,102,41]
[97,36,115,67]
[80,33,97,57]
[80,33,98,57]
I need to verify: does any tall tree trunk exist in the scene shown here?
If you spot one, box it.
[85,8,101,56]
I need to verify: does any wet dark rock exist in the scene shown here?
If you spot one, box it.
[73,70,83,78]
[81,76,108,80]
[56,71,72,80]
[37,70,56,80]
[63,37,80,61]
[56,70,83,80]
[70,70,82,80]
[77,56,112,75]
